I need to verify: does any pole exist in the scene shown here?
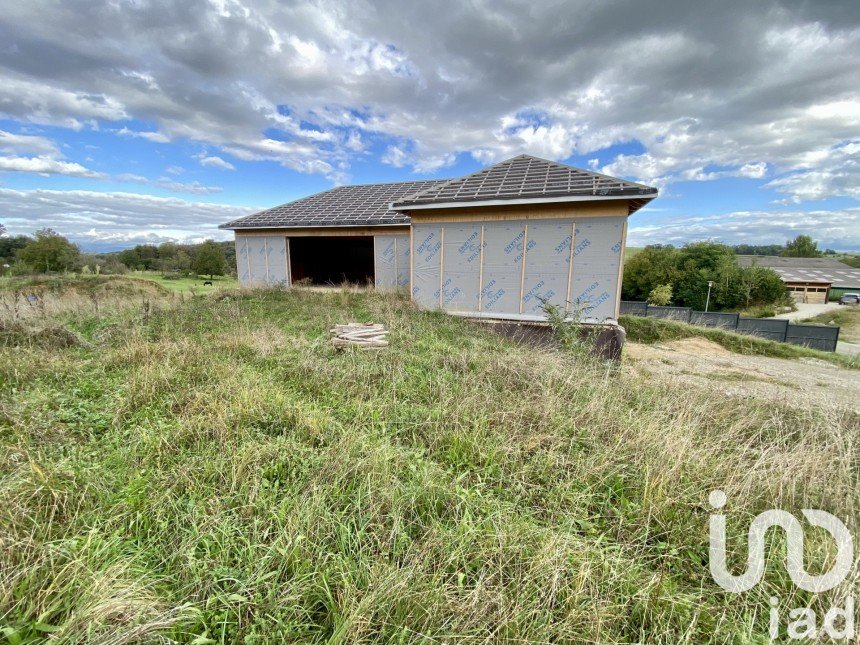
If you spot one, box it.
[705,281,714,312]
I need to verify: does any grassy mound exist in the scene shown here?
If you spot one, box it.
[620,314,858,368]
[0,320,83,349]
[0,289,856,641]
[0,275,176,322]
[0,274,171,298]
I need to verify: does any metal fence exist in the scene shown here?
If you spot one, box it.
[620,301,841,352]
[690,311,740,330]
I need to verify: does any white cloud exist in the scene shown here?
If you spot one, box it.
[0,75,127,129]
[5,0,853,189]
[116,126,170,143]
[0,130,61,156]
[114,173,222,195]
[765,141,860,202]
[629,207,860,250]
[0,155,103,178]
[0,187,255,250]
[199,155,236,171]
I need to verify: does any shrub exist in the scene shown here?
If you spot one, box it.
[647,284,673,306]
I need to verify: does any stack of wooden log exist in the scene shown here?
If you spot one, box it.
[331,323,389,350]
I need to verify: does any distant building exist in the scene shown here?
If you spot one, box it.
[736,256,860,303]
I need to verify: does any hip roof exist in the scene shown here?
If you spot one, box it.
[221,154,657,230]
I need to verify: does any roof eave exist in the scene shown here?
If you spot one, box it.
[221,222,411,231]
[390,192,657,212]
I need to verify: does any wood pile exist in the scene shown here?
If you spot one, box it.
[331,323,389,350]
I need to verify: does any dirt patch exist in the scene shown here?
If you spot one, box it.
[663,337,732,357]
[625,337,858,410]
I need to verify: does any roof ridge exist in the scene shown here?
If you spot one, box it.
[391,153,657,209]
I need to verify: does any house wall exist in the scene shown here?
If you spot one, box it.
[409,202,629,321]
[236,235,289,285]
[785,281,830,304]
[234,227,406,287]
[373,235,410,291]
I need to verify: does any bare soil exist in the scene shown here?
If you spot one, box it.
[625,338,859,410]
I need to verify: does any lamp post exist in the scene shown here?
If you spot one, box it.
[705,281,714,312]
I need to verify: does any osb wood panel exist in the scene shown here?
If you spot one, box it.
[406,200,629,223]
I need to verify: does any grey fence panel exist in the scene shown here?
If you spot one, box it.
[736,317,789,341]
[690,311,740,329]
[646,306,692,322]
[620,301,648,316]
[619,301,839,351]
[785,324,840,352]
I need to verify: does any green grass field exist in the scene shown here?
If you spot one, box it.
[0,278,856,642]
[129,270,238,294]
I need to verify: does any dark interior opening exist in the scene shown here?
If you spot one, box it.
[289,236,375,285]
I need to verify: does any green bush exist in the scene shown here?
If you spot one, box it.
[623,242,788,312]
[647,284,673,306]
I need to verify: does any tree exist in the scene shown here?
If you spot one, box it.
[191,240,226,279]
[672,242,736,310]
[18,229,80,273]
[781,235,822,258]
[621,245,679,301]
[0,234,32,265]
[118,244,159,270]
[647,284,673,306]
[731,243,785,256]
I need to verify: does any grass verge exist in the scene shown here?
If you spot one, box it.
[620,314,859,369]
[799,307,860,344]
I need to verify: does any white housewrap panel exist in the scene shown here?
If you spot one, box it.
[521,220,573,315]
[411,224,443,309]
[374,236,397,290]
[441,224,482,311]
[479,221,526,315]
[246,236,268,285]
[236,237,251,284]
[395,235,410,289]
[569,217,625,320]
[265,236,288,284]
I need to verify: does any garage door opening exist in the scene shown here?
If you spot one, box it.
[289,236,374,285]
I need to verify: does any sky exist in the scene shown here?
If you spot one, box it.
[0,0,858,252]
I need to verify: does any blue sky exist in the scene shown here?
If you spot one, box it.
[0,0,857,252]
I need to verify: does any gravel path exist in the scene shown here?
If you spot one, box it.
[771,302,843,322]
[625,338,858,411]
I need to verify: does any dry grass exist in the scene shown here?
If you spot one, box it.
[0,284,856,642]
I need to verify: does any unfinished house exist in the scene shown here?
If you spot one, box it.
[220,154,657,322]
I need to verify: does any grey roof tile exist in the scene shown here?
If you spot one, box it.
[392,154,657,210]
[736,256,860,288]
[220,179,447,229]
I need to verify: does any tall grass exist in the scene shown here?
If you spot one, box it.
[0,286,856,642]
